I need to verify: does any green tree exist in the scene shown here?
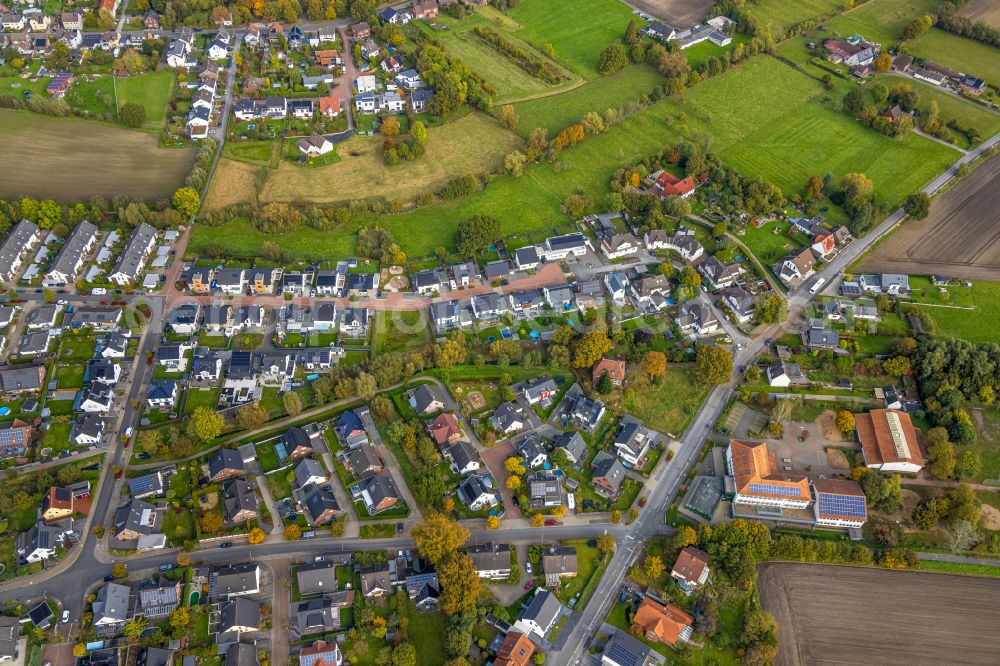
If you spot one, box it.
[411,120,427,145]
[113,562,128,578]
[903,193,931,220]
[883,356,911,378]
[956,450,982,479]
[912,497,949,530]
[504,150,527,176]
[643,555,664,580]
[596,370,613,394]
[123,615,148,639]
[456,215,502,257]
[119,102,146,128]
[596,533,616,553]
[282,391,304,416]
[137,429,162,456]
[392,643,417,666]
[235,402,268,431]
[172,187,201,217]
[498,104,518,130]
[598,43,628,74]
[437,552,480,616]
[754,293,787,324]
[695,345,733,385]
[187,406,224,443]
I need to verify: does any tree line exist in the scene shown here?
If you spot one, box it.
[936,2,1000,49]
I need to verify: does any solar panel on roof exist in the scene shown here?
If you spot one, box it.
[818,493,866,518]
[748,482,802,497]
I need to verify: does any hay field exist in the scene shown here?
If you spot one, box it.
[0,110,195,201]
[257,112,521,205]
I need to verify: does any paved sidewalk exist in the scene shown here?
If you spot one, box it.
[255,475,283,535]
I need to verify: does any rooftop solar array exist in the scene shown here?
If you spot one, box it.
[818,492,867,518]
[748,482,802,497]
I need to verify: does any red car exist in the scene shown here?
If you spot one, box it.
[544,519,557,526]
[523,581,534,590]
[100,300,110,305]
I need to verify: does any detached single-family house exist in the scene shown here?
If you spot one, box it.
[600,231,640,260]
[675,301,719,336]
[699,256,741,290]
[671,546,710,594]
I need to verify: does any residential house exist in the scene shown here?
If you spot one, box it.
[79,384,114,413]
[345,445,382,478]
[824,38,877,67]
[766,361,806,388]
[457,473,499,510]
[471,292,509,321]
[40,486,75,522]
[575,279,605,312]
[778,248,816,286]
[508,289,545,319]
[137,581,181,619]
[355,472,401,515]
[71,413,105,447]
[671,546,710,594]
[648,170,697,198]
[409,384,444,415]
[631,598,693,646]
[699,256,741,290]
[223,479,259,524]
[428,412,463,446]
[541,545,577,586]
[516,433,548,469]
[126,470,166,499]
[16,522,69,563]
[301,484,341,526]
[601,632,655,666]
[813,477,868,528]
[113,498,161,542]
[209,448,246,482]
[335,410,369,449]
[514,246,541,271]
[444,440,479,475]
[603,271,630,306]
[295,458,327,488]
[213,563,261,598]
[430,300,467,332]
[411,87,434,112]
[523,376,558,406]
[354,90,405,113]
[483,259,513,282]
[645,229,703,261]
[567,393,606,431]
[494,631,534,666]
[543,285,574,311]
[675,301,719,336]
[299,641,341,666]
[412,268,448,296]
[450,262,478,288]
[146,380,178,409]
[592,358,626,389]
[600,231,640,260]
[491,402,524,436]
[296,561,337,597]
[214,268,246,295]
[340,308,370,337]
[351,21,371,40]
[591,451,626,498]
[293,599,340,635]
[514,589,563,640]
[44,221,98,285]
[855,408,924,473]
[219,597,261,635]
[168,303,201,335]
[804,323,840,350]
[359,564,390,598]
[721,287,756,324]
[467,541,511,580]
[413,0,439,19]
[283,426,322,461]
[297,134,333,156]
[528,471,562,509]
[555,431,587,465]
[0,219,40,281]
[614,422,654,467]
[92,583,131,629]
[0,364,47,394]
[726,439,811,509]
[541,232,589,261]
[62,12,84,30]
[630,274,671,311]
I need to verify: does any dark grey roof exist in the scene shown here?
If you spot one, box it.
[48,220,97,279]
[293,598,338,634]
[214,563,260,596]
[226,644,257,666]
[223,478,258,520]
[446,440,478,471]
[484,260,512,279]
[302,484,340,524]
[135,647,172,666]
[0,616,19,661]
[519,588,562,626]
[410,384,440,413]
[556,431,586,460]
[220,597,260,632]
[467,541,510,572]
[209,448,245,478]
[110,222,157,282]
[296,561,337,597]
[603,631,653,666]
[0,364,44,391]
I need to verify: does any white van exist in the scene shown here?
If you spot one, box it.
[809,278,826,295]
[92,287,107,295]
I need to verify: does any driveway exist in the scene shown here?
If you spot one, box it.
[269,559,290,659]
[480,441,520,518]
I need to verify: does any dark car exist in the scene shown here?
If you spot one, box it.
[22,90,31,100]
[104,575,115,582]
[136,452,151,460]
[396,523,404,534]
[219,541,232,548]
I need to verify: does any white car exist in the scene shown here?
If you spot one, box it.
[92,287,107,295]
[57,299,67,305]
[61,610,69,624]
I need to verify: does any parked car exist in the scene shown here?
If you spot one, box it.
[219,541,232,548]
[61,610,69,624]
[159,564,173,571]
[104,575,115,582]
[92,287,107,295]
[523,581,534,590]
[544,519,557,526]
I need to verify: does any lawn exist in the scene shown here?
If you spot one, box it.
[406,605,447,665]
[552,539,604,606]
[414,10,580,103]
[183,387,219,415]
[223,139,276,164]
[266,469,293,502]
[0,536,15,581]
[162,507,196,546]
[255,441,281,473]
[54,364,85,388]
[739,221,801,264]
[373,310,429,355]
[916,280,1000,344]
[359,523,396,538]
[684,33,753,69]
[512,64,664,136]
[40,420,72,451]
[913,559,1000,579]
[895,76,1000,148]
[621,367,709,438]
[59,334,98,362]
[909,28,1000,86]
[64,72,174,126]
[825,0,942,45]
[750,0,847,31]
[506,0,638,79]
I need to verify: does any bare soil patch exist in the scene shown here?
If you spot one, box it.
[981,503,1000,530]
[628,0,714,27]
[960,0,1000,29]
[759,562,1000,666]
[0,110,196,201]
[258,112,521,205]
[466,390,486,412]
[860,153,1000,280]
[823,447,850,470]
[816,409,844,443]
[204,158,261,211]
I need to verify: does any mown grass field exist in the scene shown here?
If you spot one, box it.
[909,28,1000,86]
[917,281,1000,344]
[895,76,1000,149]
[52,72,174,126]
[189,217,359,261]
[512,65,664,136]
[254,112,521,205]
[506,0,638,79]
[0,109,195,201]
[825,0,940,45]
[415,9,579,103]
[749,0,848,31]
